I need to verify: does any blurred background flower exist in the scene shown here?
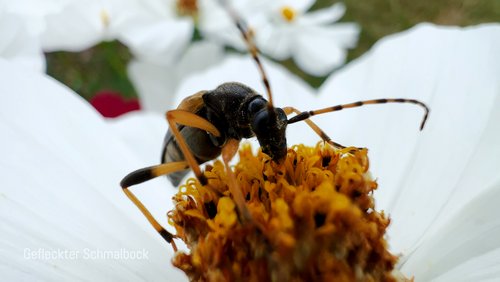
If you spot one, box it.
[3,0,497,115]
[199,0,360,76]
[1,0,500,280]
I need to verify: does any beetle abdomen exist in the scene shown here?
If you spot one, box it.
[162,125,223,186]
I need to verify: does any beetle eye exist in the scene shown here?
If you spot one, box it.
[248,98,266,115]
[251,110,269,134]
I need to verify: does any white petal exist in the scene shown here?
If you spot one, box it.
[0,59,186,280]
[197,0,246,51]
[200,23,247,52]
[130,0,177,19]
[106,112,167,165]
[277,0,315,13]
[39,0,156,51]
[1,0,68,35]
[174,40,225,76]
[41,1,109,52]
[399,180,500,280]
[198,0,269,51]
[431,248,500,281]
[299,2,346,25]
[128,59,178,112]
[255,24,294,60]
[128,41,224,112]
[119,18,193,66]
[293,23,360,76]
[316,23,500,256]
[0,11,45,72]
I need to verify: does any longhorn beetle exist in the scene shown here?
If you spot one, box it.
[120,1,429,251]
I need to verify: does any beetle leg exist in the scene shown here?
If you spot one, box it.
[166,109,221,138]
[166,110,221,186]
[120,161,190,252]
[120,110,223,251]
[222,139,268,233]
[121,162,189,188]
[221,139,250,220]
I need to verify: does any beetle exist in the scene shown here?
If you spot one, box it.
[120,3,429,252]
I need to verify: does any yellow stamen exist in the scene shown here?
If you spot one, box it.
[100,9,109,28]
[170,143,403,281]
[280,6,296,22]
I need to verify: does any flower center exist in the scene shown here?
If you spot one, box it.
[176,0,198,17]
[280,6,296,22]
[170,143,403,281]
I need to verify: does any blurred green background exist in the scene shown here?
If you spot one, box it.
[45,0,500,101]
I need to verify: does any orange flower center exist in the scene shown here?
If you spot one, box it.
[169,143,403,281]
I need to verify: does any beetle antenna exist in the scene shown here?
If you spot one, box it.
[219,0,275,113]
[288,98,430,131]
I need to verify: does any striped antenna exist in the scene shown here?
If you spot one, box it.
[219,0,275,110]
[288,98,430,131]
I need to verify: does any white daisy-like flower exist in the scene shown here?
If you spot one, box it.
[3,0,201,117]
[310,23,500,280]
[197,0,268,50]
[41,0,118,52]
[2,0,194,63]
[3,0,123,52]
[199,0,360,76]
[2,23,499,281]
[254,0,360,76]
[174,23,500,280]
[0,59,185,280]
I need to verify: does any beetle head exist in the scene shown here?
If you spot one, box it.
[250,105,288,162]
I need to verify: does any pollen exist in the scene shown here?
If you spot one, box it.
[280,6,296,22]
[170,143,403,281]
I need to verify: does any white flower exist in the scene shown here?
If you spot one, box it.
[255,1,360,76]
[3,0,201,116]
[175,23,500,279]
[2,0,194,61]
[199,0,360,76]
[0,58,185,280]
[2,23,500,281]
[3,0,121,52]
[197,0,268,50]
